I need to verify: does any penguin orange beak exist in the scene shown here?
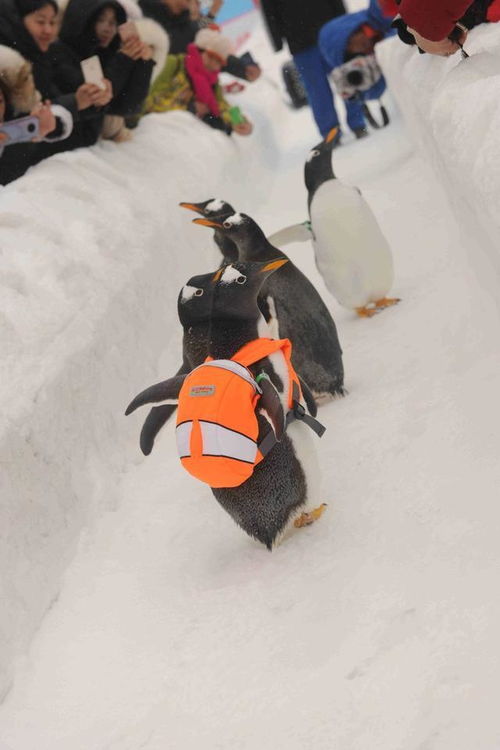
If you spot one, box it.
[325,126,340,144]
[193,218,224,229]
[179,202,204,214]
[261,258,289,273]
[212,268,223,282]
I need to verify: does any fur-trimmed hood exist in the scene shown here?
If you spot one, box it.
[135,16,169,81]
[0,44,40,115]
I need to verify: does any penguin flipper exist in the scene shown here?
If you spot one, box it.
[267,222,312,248]
[125,375,185,416]
[139,404,178,456]
[258,375,285,441]
[299,376,318,417]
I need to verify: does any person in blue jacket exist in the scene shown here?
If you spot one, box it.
[318,0,395,140]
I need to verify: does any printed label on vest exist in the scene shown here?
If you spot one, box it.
[190,385,216,397]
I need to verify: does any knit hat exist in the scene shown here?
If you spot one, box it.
[194,28,233,63]
[16,0,58,17]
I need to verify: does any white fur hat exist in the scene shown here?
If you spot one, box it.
[0,45,41,114]
[194,28,234,62]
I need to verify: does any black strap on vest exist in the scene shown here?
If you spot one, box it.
[258,381,326,456]
[362,101,390,129]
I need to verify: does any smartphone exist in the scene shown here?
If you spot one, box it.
[118,21,140,41]
[81,55,106,90]
[229,106,245,125]
[0,115,40,145]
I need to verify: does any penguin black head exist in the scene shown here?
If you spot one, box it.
[304,127,338,202]
[193,212,270,261]
[179,198,235,221]
[177,271,218,328]
[212,259,288,321]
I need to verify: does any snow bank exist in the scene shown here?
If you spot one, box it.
[0,77,282,699]
[377,25,500,268]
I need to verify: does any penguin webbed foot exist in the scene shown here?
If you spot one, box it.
[294,503,328,528]
[356,298,401,318]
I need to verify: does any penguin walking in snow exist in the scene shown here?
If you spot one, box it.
[126,260,327,550]
[131,266,319,454]
[179,199,237,264]
[194,212,345,403]
[269,128,400,318]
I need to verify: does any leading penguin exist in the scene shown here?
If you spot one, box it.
[126,260,327,550]
[307,129,399,317]
[194,212,345,403]
[271,128,400,318]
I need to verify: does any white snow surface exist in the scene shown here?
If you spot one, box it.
[2,14,500,750]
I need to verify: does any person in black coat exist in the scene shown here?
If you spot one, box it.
[0,0,113,154]
[60,0,155,141]
[260,0,347,138]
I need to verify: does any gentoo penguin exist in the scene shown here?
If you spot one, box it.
[126,260,327,550]
[194,212,345,403]
[131,268,319,454]
[305,129,400,317]
[133,271,217,455]
[179,199,237,263]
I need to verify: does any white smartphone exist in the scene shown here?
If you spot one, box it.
[80,55,106,90]
[0,115,40,145]
[118,21,140,41]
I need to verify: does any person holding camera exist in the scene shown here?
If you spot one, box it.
[318,0,395,140]
[1,45,73,183]
[60,0,158,142]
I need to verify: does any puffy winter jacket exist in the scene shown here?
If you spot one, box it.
[319,0,395,72]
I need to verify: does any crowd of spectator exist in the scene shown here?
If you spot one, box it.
[1,0,499,186]
[0,0,260,185]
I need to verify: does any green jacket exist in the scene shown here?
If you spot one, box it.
[144,54,232,125]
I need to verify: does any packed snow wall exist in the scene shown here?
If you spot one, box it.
[0,87,283,698]
[378,26,500,275]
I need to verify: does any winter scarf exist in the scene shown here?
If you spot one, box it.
[184,42,220,117]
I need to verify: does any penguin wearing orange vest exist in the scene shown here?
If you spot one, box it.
[194,212,345,403]
[126,261,327,549]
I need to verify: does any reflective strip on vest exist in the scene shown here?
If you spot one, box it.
[176,420,258,465]
[196,360,261,392]
[176,421,192,458]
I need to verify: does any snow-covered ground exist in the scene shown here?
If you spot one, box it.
[2,12,500,750]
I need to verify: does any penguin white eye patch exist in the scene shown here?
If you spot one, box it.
[307,149,320,162]
[223,213,244,227]
[181,285,204,302]
[221,265,247,285]
[205,198,225,213]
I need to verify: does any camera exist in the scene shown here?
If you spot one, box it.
[330,54,383,100]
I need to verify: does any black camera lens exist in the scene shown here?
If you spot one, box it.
[27,122,36,133]
[346,70,364,86]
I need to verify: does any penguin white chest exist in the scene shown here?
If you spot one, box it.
[310,181,394,309]
[265,350,321,510]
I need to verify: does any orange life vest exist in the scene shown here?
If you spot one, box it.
[175,338,320,489]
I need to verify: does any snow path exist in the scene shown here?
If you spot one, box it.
[2,77,500,750]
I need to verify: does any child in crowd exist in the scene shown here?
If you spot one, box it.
[60,0,162,142]
[143,27,253,135]
[0,45,73,184]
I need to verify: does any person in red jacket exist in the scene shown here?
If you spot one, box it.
[399,0,492,57]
